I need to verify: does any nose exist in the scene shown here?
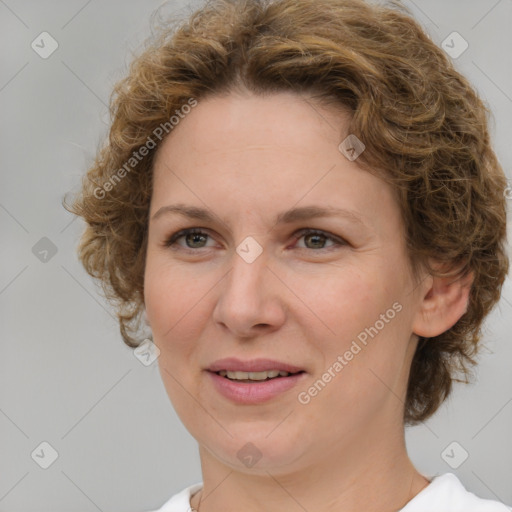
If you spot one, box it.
[212,246,287,339]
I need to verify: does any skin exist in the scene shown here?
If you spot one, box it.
[143,90,473,512]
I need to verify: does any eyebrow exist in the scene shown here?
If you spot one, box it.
[151,203,368,228]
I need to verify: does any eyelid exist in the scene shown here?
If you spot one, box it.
[163,227,348,251]
[291,228,346,249]
[163,228,216,249]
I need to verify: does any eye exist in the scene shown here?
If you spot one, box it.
[163,228,214,251]
[163,227,346,252]
[292,228,346,251]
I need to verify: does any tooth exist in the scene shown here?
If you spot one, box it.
[225,371,247,379]
[222,369,289,380]
[248,371,272,380]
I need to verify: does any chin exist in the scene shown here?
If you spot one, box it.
[199,427,307,473]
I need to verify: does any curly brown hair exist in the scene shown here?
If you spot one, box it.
[64,0,509,425]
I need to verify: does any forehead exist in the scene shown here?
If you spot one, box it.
[154,91,350,163]
[150,91,400,232]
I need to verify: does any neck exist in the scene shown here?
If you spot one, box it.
[190,421,429,512]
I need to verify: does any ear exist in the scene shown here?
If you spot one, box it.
[412,267,474,338]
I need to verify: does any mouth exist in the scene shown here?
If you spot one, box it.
[214,370,304,383]
[205,358,307,404]
[207,357,305,375]
[214,369,305,383]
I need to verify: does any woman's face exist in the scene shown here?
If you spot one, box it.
[144,91,427,473]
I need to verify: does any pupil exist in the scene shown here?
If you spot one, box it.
[187,233,206,247]
[307,234,324,248]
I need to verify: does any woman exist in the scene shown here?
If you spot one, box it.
[65,0,511,510]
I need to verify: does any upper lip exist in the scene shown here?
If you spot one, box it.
[207,358,305,373]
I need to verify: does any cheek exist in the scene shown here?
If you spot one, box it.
[296,263,411,391]
[143,255,222,386]
[296,264,392,345]
[144,251,204,332]
[143,261,170,336]
[143,259,208,413]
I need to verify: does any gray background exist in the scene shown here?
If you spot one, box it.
[0,0,511,510]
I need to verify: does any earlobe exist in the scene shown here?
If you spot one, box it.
[412,269,474,338]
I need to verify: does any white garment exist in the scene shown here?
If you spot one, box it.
[148,473,511,512]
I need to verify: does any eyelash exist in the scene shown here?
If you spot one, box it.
[163,228,346,253]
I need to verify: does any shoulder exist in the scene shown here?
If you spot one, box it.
[143,475,512,512]
[400,473,512,512]
[144,482,203,512]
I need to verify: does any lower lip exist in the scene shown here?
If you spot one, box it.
[206,371,306,404]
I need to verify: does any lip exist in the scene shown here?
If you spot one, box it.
[206,357,304,373]
[206,370,306,404]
